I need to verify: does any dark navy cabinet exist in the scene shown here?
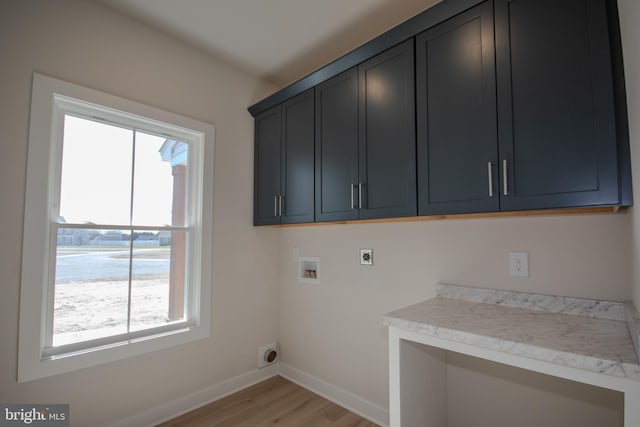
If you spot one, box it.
[358,39,416,220]
[314,68,360,222]
[251,0,631,225]
[417,2,498,215]
[253,89,314,225]
[254,106,282,225]
[315,39,416,222]
[496,0,623,210]
[418,0,628,215]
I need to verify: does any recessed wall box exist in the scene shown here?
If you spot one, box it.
[299,256,320,283]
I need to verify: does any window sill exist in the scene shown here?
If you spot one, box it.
[19,321,208,383]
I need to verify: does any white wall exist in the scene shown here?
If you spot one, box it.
[619,0,640,310]
[0,1,280,425]
[277,0,640,418]
[278,214,631,413]
[277,1,639,422]
[279,0,640,427]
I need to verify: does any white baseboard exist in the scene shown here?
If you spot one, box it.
[278,363,389,427]
[107,364,279,427]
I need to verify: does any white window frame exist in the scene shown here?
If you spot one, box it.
[18,74,214,382]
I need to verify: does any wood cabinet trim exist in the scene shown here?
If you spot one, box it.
[273,206,622,227]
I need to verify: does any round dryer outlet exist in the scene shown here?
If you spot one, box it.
[257,343,278,369]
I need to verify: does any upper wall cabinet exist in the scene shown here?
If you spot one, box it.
[314,68,360,222]
[254,89,314,225]
[417,2,498,216]
[250,0,631,225]
[358,39,417,220]
[495,0,623,210]
[315,39,416,222]
[254,106,281,225]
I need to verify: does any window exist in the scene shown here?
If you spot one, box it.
[19,74,214,382]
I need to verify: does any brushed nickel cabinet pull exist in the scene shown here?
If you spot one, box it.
[351,184,355,210]
[503,160,508,196]
[488,162,494,197]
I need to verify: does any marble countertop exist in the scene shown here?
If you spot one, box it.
[383,284,640,381]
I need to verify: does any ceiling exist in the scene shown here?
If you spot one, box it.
[97,0,440,88]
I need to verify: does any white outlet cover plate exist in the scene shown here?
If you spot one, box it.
[360,249,373,265]
[509,252,529,277]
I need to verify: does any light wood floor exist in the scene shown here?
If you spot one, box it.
[157,375,379,427]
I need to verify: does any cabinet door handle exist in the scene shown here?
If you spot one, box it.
[488,162,494,197]
[274,196,278,217]
[278,195,283,217]
[351,184,355,210]
[358,182,363,209]
[503,159,508,196]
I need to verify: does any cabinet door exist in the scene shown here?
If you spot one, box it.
[281,89,315,224]
[358,39,417,219]
[496,0,619,210]
[315,68,359,222]
[417,1,498,216]
[253,106,282,225]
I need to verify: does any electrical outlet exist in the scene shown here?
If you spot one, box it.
[257,343,278,369]
[509,252,529,277]
[360,249,373,265]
